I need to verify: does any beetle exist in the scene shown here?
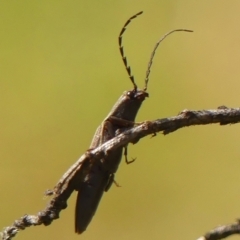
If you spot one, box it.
[74,11,192,233]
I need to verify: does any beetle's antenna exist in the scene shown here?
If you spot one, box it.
[119,11,143,90]
[144,29,193,91]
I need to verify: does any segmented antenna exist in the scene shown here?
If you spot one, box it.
[144,29,193,91]
[119,11,143,90]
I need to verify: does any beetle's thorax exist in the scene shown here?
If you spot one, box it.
[106,89,149,121]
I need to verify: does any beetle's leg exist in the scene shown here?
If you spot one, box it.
[105,174,121,191]
[107,116,135,127]
[113,180,121,187]
[124,146,136,164]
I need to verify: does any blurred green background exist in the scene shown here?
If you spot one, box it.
[1,1,240,239]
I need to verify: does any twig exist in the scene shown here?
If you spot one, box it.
[2,106,240,240]
[196,220,240,240]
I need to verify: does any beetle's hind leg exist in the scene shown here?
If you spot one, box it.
[105,174,121,191]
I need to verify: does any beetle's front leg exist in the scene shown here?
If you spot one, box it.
[107,116,135,127]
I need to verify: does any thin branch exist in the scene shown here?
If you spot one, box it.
[196,220,240,240]
[2,106,240,240]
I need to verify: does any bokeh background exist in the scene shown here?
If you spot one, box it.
[1,1,240,239]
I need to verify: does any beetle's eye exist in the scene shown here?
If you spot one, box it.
[126,91,135,99]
